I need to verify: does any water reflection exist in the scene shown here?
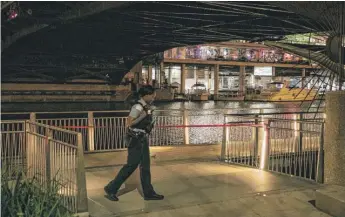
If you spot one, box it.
[152,100,324,145]
[2,100,324,113]
[189,114,224,144]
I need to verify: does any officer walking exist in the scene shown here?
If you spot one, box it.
[104,85,164,201]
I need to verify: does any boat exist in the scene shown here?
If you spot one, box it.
[269,81,318,101]
[247,81,318,102]
[174,93,189,101]
[216,89,245,101]
[189,83,210,101]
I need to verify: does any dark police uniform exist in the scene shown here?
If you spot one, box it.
[104,98,163,201]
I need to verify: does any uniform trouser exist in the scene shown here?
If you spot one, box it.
[106,133,154,196]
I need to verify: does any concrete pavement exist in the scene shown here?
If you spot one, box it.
[85,160,331,217]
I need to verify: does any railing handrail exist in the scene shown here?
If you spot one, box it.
[49,138,78,149]
[267,126,321,134]
[225,120,323,133]
[1,107,325,115]
[25,120,79,135]
[225,111,323,116]
[1,130,25,133]
[269,118,324,125]
[25,130,78,149]
[225,113,324,123]
[223,122,322,134]
[0,120,26,123]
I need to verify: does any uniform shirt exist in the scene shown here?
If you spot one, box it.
[129,98,147,119]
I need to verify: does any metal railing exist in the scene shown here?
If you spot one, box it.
[1,121,26,176]
[267,120,323,183]
[221,115,324,183]
[1,108,324,152]
[1,121,88,214]
[2,109,325,185]
[37,117,90,150]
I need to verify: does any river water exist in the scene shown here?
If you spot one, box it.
[1,100,323,113]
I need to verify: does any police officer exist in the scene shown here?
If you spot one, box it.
[104,85,164,201]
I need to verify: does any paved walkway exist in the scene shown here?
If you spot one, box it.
[85,160,331,217]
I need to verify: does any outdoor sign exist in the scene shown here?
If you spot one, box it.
[254,66,273,76]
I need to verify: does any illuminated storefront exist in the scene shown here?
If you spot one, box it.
[253,66,274,89]
[164,64,181,89]
[141,41,317,98]
[164,45,308,64]
[141,65,161,86]
[219,66,240,91]
[191,66,214,92]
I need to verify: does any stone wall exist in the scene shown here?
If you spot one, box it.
[324,91,345,186]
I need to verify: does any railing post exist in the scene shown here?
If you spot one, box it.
[27,113,36,178]
[260,120,270,170]
[45,127,52,184]
[76,133,89,213]
[30,112,36,122]
[316,123,324,183]
[183,110,189,145]
[87,111,95,151]
[299,114,303,153]
[254,115,259,167]
[25,121,33,178]
[265,121,271,170]
[221,115,227,161]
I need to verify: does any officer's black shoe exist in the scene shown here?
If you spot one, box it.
[104,186,119,201]
[144,193,164,200]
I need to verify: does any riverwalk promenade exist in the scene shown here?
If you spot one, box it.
[85,150,331,217]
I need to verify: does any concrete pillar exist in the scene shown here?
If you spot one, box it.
[324,91,345,186]
[301,68,306,88]
[239,66,245,97]
[154,65,160,88]
[168,65,172,86]
[160,62,165,87]
[214,64,219,100]
[155,65,160,88]
[181,64,186,93]
[148,65,153,85]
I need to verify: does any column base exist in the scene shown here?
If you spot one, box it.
[316,185,345,217]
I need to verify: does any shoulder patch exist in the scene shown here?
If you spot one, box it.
[133,104,144,111]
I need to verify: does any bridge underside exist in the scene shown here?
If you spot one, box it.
[2,2,343,84]
[85,147,329,217]
[264,41,341,75]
